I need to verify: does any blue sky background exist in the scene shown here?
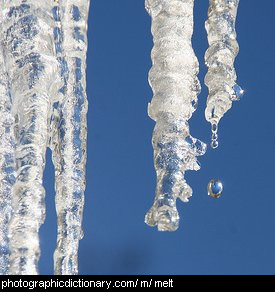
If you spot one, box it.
[39,0,275,275]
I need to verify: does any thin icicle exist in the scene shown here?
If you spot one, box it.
[205,0,243,147]
[51,0,90,275]
[145,0,206,231]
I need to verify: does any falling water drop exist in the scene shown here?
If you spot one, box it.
[208,179,223,198]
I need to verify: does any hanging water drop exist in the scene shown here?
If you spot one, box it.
[211,122,219,149]
[232,84,244,101]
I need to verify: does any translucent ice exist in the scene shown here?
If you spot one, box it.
[145,0,206,231]
[205,0,242,123]
[0,0,90,275]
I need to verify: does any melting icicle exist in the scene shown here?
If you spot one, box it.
[145,0,207,232]
[0,0,90,275]
[205,0,243,147]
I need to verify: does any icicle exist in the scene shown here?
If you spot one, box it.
[0,0,90,275]
[2,1,59,275]
[205,0,243,148]
[145,0,207,231]
[51,0,90,275]
[0,48,16,275]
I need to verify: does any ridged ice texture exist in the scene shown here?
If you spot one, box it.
[205,0,241,124]
[0,0,90,275]
[1,0,60,275]
[145,0,207,232]
[0,48,16,275]
[50,0,90,275]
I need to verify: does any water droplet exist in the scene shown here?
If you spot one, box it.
[212,133,218,140]
[211,122,218,133]
[208,179,223,198]
[211,140,219,149]
[232,84,244,101]
[211,122,219,149]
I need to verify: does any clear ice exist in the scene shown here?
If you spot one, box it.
[205,0,242,135]
[145,0,207,232]
[0,0,90,275]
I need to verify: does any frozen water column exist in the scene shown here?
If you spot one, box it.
[145,0,206,231]
[0,0,90,275]
[0,48,16,275]
[1,1,59,274]
[205,0,242,148]
[51,0,90,275]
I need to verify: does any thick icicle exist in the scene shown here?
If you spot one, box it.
[145,0,206,231]
[1,1,59,274]
[0,48,16,275]
[51,0,90,275]
[205,0,242,146]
